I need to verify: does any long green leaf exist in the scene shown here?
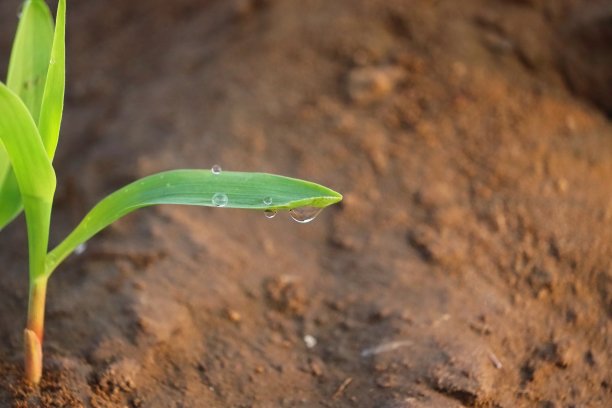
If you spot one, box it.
[45,170,342,276]
[0,175,22,228]
[0,0,56,230]
[7,0,54,121]
[0,82,56,279]
[39,0,66,158]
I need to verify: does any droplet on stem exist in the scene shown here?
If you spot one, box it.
[75,243,87,255]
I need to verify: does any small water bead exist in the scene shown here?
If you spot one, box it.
[212,192,228,207]
[49,57,56,65]
[75,243,87,256]
[264,209,277,219]
[263,197,273,205]
[211,164,222,175]
[289,206,323,223]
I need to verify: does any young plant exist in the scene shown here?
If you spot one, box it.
[0,0,341,384]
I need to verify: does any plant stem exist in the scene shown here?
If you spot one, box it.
[24,277,48,384]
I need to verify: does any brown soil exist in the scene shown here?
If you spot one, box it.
[1,0,611,406]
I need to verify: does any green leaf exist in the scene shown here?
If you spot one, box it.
[0,146,8,183]
[0,174,22,228]
[0,0,63,230]
[0,83,55,208]
[46,170,342,275]
[7,0,54,121]
[39,0,66,158]
[0,82,56,278]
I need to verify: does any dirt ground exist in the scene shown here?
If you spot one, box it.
[0,0,611,406]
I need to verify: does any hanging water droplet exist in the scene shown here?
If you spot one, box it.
[211,164,222,175]
[264,209,277,219]
[212,192,228,207]
[289,206,323,223]
[263,197,273,205]
[75,243,87,255]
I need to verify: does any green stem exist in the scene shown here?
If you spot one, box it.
[24,277,48,384]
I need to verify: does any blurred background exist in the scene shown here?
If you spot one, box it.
[0,0,610,406]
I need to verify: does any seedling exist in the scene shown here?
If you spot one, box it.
[0,0,341,384]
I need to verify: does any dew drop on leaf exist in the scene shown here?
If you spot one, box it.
[289,206,323,223]
[212,193,228,207]
[264,209,277,219]
[263,197,273,205]
[211,164,222,175]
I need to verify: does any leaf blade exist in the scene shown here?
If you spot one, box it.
[0,81,56,278]
[46,170,342,274]
[0,83,55,202]
[38,0,66,158]
[0,0,56,229]
[7,0,54,121]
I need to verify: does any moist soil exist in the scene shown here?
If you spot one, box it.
[0,0,611,406]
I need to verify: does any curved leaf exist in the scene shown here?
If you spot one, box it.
[0,0,56,229]
[46,170,342,275]
[0,83,55,203]
[39,0,66,158]
[0,82,56,278]
[7,0,54,121]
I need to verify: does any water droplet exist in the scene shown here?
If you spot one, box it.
[263,197,273,205]
[49,57,56,65]
[289,206,323,223]
[212,193,228,207]
[211,164,222,175]
[264,209,277,219]
[75,243,87,255]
